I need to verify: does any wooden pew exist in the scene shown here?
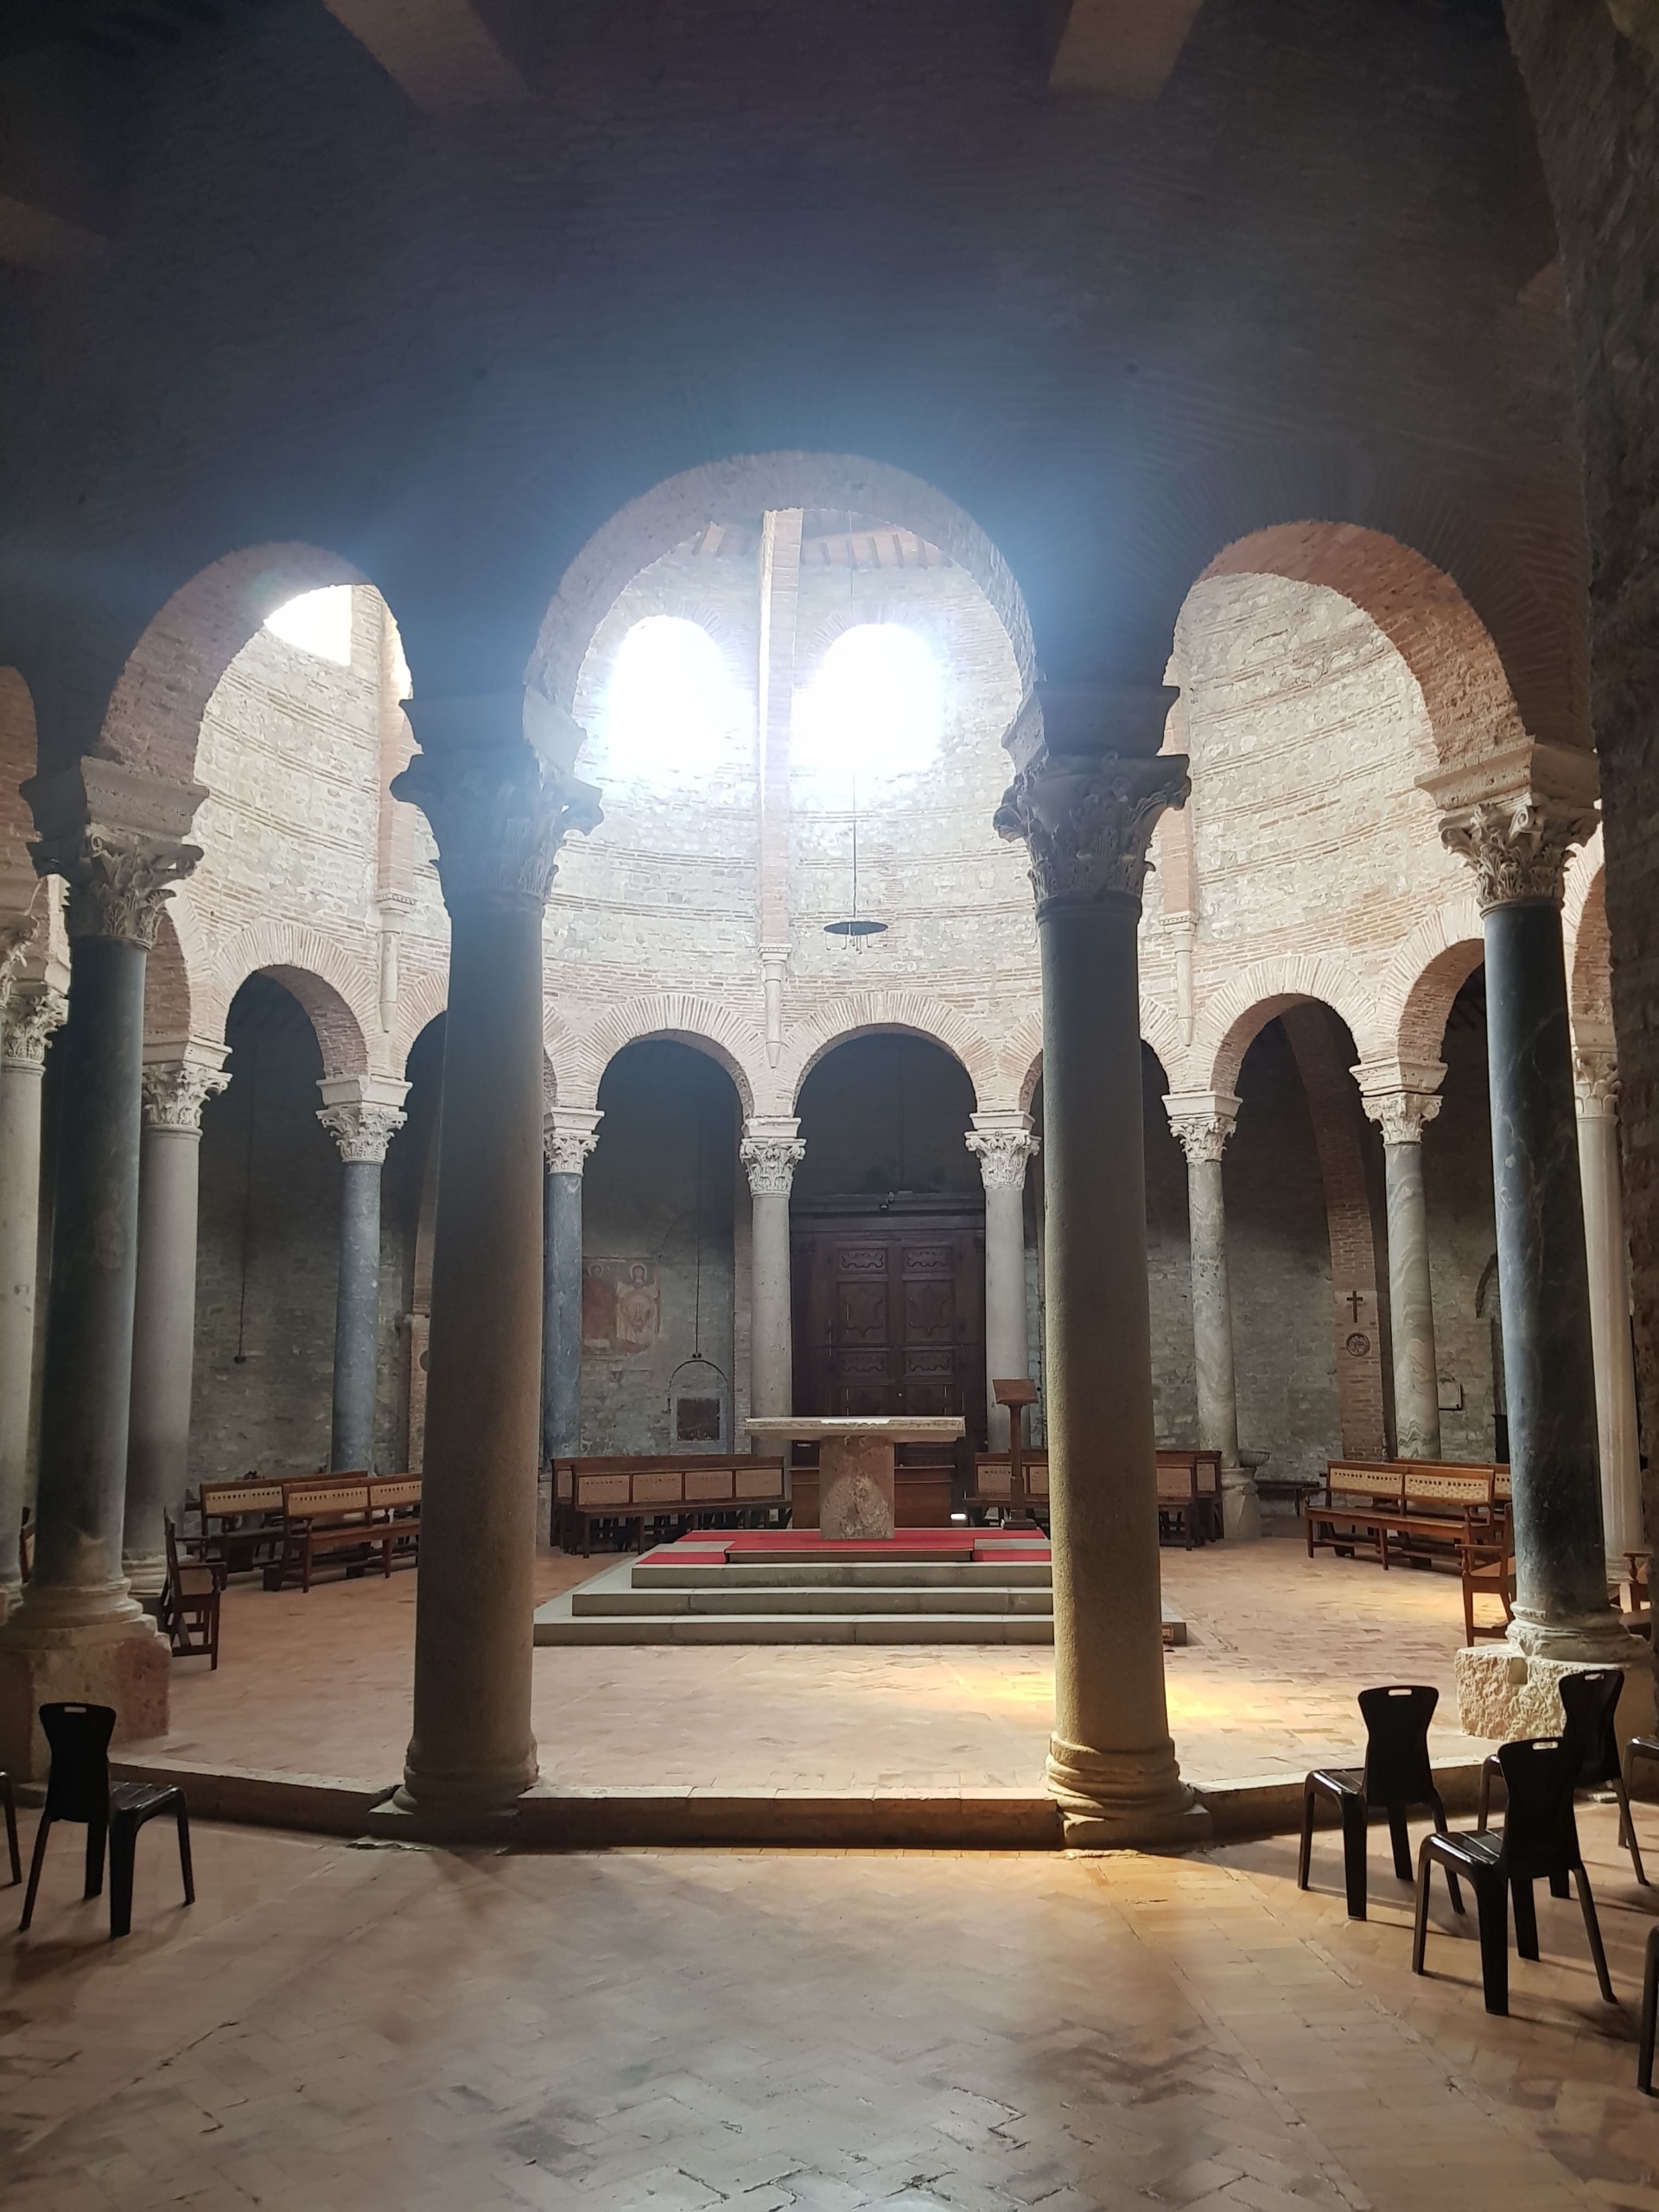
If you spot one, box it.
[1301,1459,1507,1570]
[194,1476,289,1577]
[551,1455,789,1555]
[264,1476,385,1592]
[372,1476,422,1565]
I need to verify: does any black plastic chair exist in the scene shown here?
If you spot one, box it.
[1414,1734,1616,2017]
[1477,1667,1646,1885]
[0,1768,18,1885]
[1299,1683,1454,1919]
[18,1702,194,1940]
[1641,1923,1659,2094]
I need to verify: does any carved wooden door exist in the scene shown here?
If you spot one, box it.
[793,1212,985,1431]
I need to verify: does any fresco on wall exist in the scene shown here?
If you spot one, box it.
[583,1259,663,1357]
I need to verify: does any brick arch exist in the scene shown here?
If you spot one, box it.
[0,667,37,895]
[1191,957,1388,1098]
[782,993,997,1113]
[142,906,200,1045]
[203,921,376,1080]
[1134,442,1585,752]
[1380,902,1486,1067]
[563,992,764,1116]
[1566,834,1611,1048]
[391,958,452,1076]
[1194,522,1530,772]
[97,543,368,795]
[528,453,1035,722]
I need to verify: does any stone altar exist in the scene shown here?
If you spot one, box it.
[744,1416,965,1541]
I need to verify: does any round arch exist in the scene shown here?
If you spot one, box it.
[1190,957,1388,1099]
[1567,852,1612,1051]
[781,994,996,1115]
[203,924,376,1081]
[563,992,764,1119]
[1374,898,1486,1068]
[0,667,38,900]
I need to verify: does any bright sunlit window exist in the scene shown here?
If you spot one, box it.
[795,624,941,780]
[264,586,353,666]
[607,616,731,778]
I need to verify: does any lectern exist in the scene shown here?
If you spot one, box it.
[993,1376,1040,1529]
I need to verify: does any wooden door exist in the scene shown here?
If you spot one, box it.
[793,1212,985,1434]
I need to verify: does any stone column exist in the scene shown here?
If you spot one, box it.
[1573,1050,1643,1570]
[0,983,67,1618]
[122,1048,229,1599]
[389,721,600,1827]
[541,1108,600,1466]
[1163,1091,1255,1537]
[1423,747,1641,1702]
[316,1083,409,1472]
[1355,1065,1446,1463]
[995,685,1208,1847]
[740,1117,804,1420]
[965,1115,1039,1449]
[0,821,200,1778]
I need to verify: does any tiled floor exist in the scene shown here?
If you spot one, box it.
[4,1804,1657,2209]
[129,1537,1495,1793]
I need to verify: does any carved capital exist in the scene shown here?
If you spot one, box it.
[391,744,601,914]
[317,1102,406,1164]
[1,982,67,1071]
[1420,745,1599,913]
[544,1109,601,1175]
[1573,1049,1619,1120]
[995,749,1189,915]
[0,915,33,1007]
[1361,1089,1442,1147]
[143,1058,230,1131]
[1165,1103,1238,1165]
[34,826,200,948]
[965,1124,1039,1190]
[741,1128,805,1198]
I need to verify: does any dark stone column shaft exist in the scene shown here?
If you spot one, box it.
[542,1166,582,1463]
[331,1158,384,1471]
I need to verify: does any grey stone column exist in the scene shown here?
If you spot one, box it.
[541,1109,600,1466]
[316,1089,408,1472]
[0,983,67,1618]
[1163,1092,1255,1537]
[966,1116,1039,1449]
[1426,748,1632,1667]
[123,1051,229,1598]
[996,685,1207,1848]
[1356,1068,1445,1463]
[390,720,600,1827]
[0,820,200,1778]
[1574,1050,1643,1569]
[741,1118,804,1420]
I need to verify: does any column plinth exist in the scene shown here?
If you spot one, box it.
[966,1117,1039,1451]
[741,1122,804,1421]
[0,983,66,1619]
[1164,1093,1254,1538]
[390,726,600,1826]
[316,1084,408,1473]
[0,814,200,1779]
[123,1049,228,1598]
[1355,1065,1446,1465]
[1421,747,1641,1694]
[996,688,1210,1848]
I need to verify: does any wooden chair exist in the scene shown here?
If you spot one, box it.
[1460,1537,1515,1645]
[1477,1666,1645,1886]
[1412,1734,1615,2017]
[0,1769,18,1885]
[1298,1683,1454,1920]
[162,1515,223,1667]
[19,1702,194,1940]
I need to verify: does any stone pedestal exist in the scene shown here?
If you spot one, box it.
[0,1604,170,1777]
[967,1116,1039,1452]
[1455,1641,1656,1764]
[996,689,1210,1851]
[1164,1093,1255,1538]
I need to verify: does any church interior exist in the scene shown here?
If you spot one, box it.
[4,0,1659,2204]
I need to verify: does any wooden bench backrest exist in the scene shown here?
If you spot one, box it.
[555,1458,787,1510]
[1401,1464,1494,1508]
[371,1478,422,1510]
[200,1478,286,1518]
[973,1453,1050,1500]
[1325,1462,1406,1505]
[281,1477,372,1519]
[1155,1454,1198,1503]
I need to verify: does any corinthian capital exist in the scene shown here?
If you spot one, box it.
[1,982,67,1071]
[143,1055,231,1131]
[317,1102,407,1164]
[1419,745,1599,913]
[995,684,1187,915]
[391,738,601,914]
[741,1118,805,1198]
[544,1108,602,1175]
[34,825,200,949]
[1163,1090,1240,1165]
[1573,1048,1619,1120]
[965,1119,1039,1190]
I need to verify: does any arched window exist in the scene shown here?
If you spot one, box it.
[607,616,731,778]
[264,586,353,666]
[795,623,940,780]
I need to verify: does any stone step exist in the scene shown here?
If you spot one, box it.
[575,1584,1055,1618]
[632,1560,1052,1591]
[535,1611,1061,1646]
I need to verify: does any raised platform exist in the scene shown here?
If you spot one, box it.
[533,1529,1189,1647]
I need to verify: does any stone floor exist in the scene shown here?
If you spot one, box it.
[129,1537,1496,1792]
[4,1804,1657,2209]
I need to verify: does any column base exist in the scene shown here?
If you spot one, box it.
[1454,1636,1656,1754]
[122,1550,167,1608]
[1220,1469,1260,1541]
[394,1740,540,1831]
[1046,1734,1214,1851]
[0,1609,170,1779]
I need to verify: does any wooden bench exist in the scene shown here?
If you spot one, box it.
[969,1452,1049,1525]
[968,1449,1220,1544]
[552,1456,789,1555]
[373,1476,422,1566]
[264,1476,386,1592]
[194,1477,289,1577]
[1302,1459,1508,1570]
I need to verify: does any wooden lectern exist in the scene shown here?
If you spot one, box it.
[993,1376,1040,1529]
